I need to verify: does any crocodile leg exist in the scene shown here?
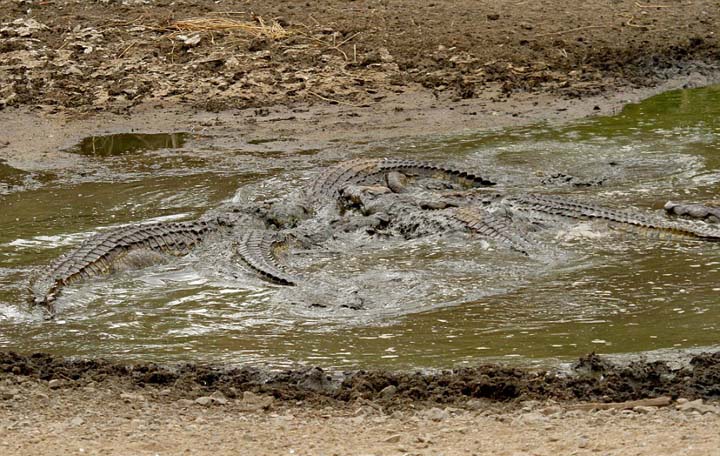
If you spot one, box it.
[509,194,720,241]
[235,230,300,286]
[29,220,222,312]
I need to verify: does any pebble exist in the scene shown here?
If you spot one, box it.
[676,399,720,415]
[69,416,84,427]
[238,391,273,411]
[518,412,547,425]
[540,405,563,416]
[423,407,449,422]
[48,379,62,390]
[120,392,145,403]
[465,398,486,411]
[1,389,18,400]
[194,396,213,406]
[633,406,657,414]
[379,385,397,399]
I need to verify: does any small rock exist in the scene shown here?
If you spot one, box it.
[239,391,274,411]
[424,407,449,422]
[520,400,540,412]
[195,396,213,406]
[1,389,19,400]
[540,405,563,416]
[633,406,657,414]
[210,390,228,405]
[677,399,719,415]
[465,399,484,410]
[48,379,62,389]
[379,385,397,399]
[519,412,546,425]
[120,392,145,403]
[69,416,84,427]
[176,399,194,407]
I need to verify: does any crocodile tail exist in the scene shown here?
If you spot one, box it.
[29,220,220,312]
[236,230,299,285]
[512,194,720,241]
[375,159,496,187]
[306,159,382,202]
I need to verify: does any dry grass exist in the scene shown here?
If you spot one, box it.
[169,16,289,40]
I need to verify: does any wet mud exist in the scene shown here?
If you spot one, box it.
[1,351,718,407]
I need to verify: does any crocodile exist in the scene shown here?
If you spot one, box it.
[506,194,720,241]
[333,185,536,253]
[28,158,720,315]
[306,158,495,205]
[29,219,222,313]
[28,213,298,315]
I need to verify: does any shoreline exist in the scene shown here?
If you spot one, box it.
[2,69,719,176]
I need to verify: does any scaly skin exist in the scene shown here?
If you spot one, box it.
[236,230,300,286]
[29,219,224,313]
[306,158,495,204]
[508,194,720,240]
[451,206,535,254]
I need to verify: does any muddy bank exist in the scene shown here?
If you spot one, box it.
[1,0,719,179]
[2,351,719,407]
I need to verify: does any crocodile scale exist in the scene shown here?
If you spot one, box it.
[29,220,222,312]
[307,158,495,203]
[509,194,720,240]
[235,230,299,285]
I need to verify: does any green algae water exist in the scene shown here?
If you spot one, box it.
[0,85,718,369]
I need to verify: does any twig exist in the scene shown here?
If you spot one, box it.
[307,91,363,107]
[534,25,609,38]
[207,11,248,16]
[567,396,672,411]
[336,31,363,48]
[117,40,137,58]
[294,30,350,60]
[624,14,652,29]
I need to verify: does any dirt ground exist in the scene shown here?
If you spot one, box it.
[2,1,720,455]
[1,351,720,455]
[1,0,718,111]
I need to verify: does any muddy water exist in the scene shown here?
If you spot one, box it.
[0,86,719,369]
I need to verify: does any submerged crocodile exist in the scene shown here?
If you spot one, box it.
[29,214,296,314]
[29,158,492,313]
[28,158,720,314]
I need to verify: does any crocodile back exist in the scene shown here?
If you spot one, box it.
[29,220,221,312]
